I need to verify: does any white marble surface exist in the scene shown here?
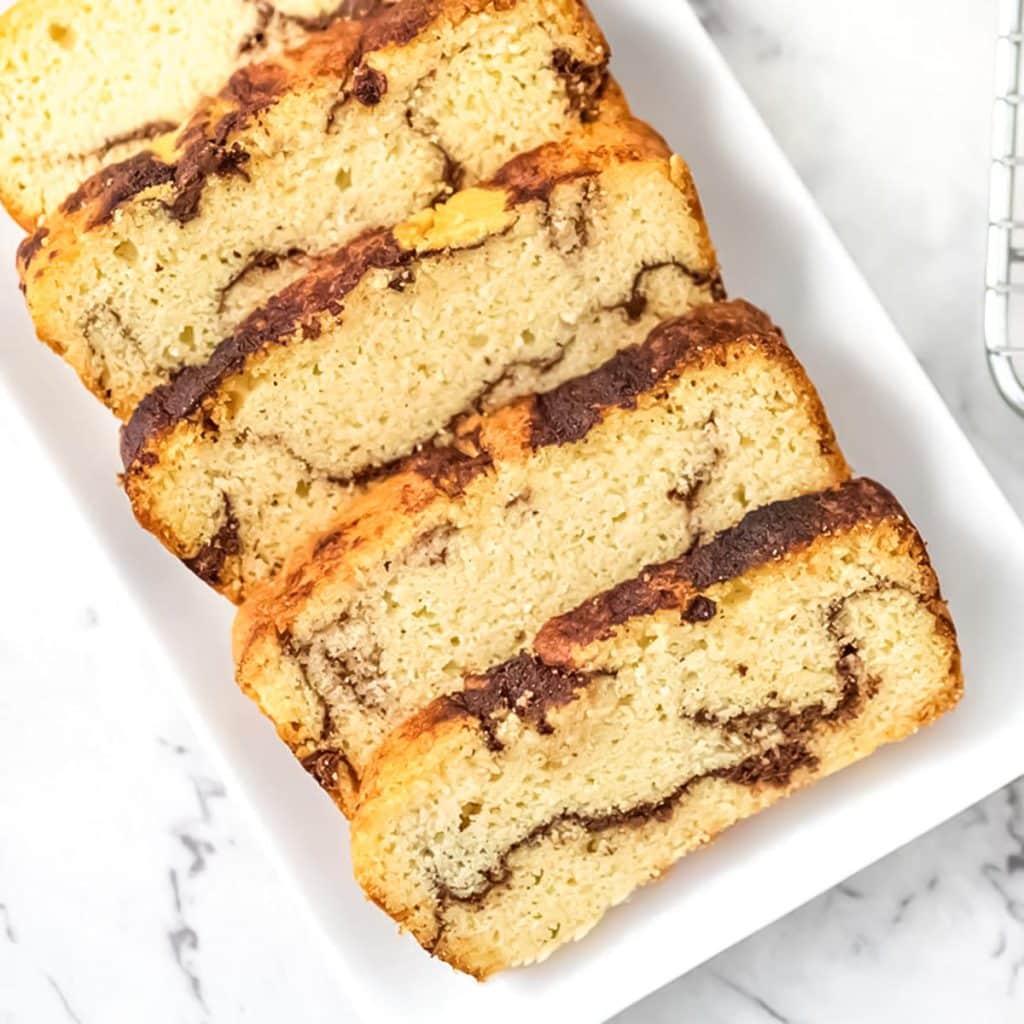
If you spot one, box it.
[1,1,1021,1021]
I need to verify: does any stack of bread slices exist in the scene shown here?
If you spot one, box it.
[3,0,962,979]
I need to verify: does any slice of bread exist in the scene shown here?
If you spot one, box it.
[17,0,616,417]
[351,479,962,978]
[233,300,849,814]
[0,0,351,227]
[121,121,723,602]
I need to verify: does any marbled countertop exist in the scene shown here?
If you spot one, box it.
[2,1,1020,1021]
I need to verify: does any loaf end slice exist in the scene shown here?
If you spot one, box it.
[18,0,617,416]
[351,479,962,978]
[121,118,721,602]
[233,300,848,814]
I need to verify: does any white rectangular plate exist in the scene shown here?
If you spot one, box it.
[2,2,1022,1021]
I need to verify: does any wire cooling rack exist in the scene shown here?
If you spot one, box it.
[987,0,1024,414]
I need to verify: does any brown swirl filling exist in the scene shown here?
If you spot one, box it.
[551,48,609,123]
[424,594,890,950]
[184,496,241,585]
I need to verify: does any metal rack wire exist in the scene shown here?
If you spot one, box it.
[987,0,1024,414]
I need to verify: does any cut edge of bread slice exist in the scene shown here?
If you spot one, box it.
[351,478,962,978]
[119,116,722,601]
[231,299,849,815]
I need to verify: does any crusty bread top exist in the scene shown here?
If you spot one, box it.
[231,299,841,659]
[14,0,607,251]
[118,115,707,469]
